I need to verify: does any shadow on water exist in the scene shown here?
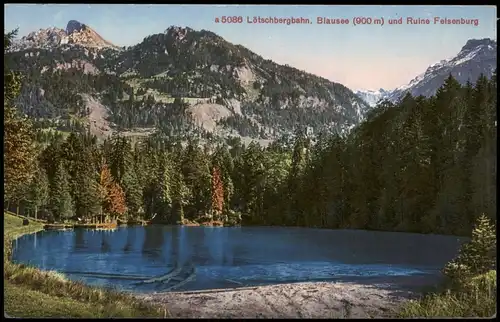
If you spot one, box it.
[11,226,468,293]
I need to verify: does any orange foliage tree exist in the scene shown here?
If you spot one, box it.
[211,166,224,219]
[100,162,128,218]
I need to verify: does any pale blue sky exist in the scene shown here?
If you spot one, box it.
[4,4,497,90]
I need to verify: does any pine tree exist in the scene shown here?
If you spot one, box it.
[40,138,64,179]
[287,133,308,225]
[107,135,130,182]
[121,169,143,219]
[443,214,496,283]
[27,163,50,220]
[238,142,266,223]
[61,132,85,180]
[182,141,211,218]
[73,152,102,220]
[261,150,291,225]
[49,163,74,221]
[155,152,174,221]
[171,163,190,223]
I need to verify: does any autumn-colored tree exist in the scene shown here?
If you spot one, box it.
[212,144,234,213]
[211,166,224,219]
[100,162,128,218]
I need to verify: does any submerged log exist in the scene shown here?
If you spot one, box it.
[160,267,196,292]
[136,265,183,285]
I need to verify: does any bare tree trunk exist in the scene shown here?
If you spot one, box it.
[35,205,38,220]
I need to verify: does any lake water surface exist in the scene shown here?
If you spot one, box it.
[11,226,467,293]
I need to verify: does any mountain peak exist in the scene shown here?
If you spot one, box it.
[164,26,193,40]
[462,38,496,52]
[66,20,87,34]
[387,37,496,102]
[65,21,116,48]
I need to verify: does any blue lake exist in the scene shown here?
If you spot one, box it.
[11,225,466,293]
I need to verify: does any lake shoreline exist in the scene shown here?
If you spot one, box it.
[136,274,442,318]
[4,213,167,318]
[12,222,461,318]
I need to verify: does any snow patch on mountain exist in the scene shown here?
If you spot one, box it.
[387,38,497,102]
[355,39,496,107]
[355,88,391,107]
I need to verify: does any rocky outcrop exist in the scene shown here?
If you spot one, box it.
[66,20,86,34]
[65,20,116,48]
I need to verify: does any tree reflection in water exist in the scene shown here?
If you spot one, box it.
[73,229,85,251]
[12,227,468,292]
[204,227,233,266]
[161,226,173,265]
[141,225,165,261]
[178,226,191,266]
[101,231,110,253]
[122,227,135,253]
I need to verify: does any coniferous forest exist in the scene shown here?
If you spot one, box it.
[3,21,497,318]
[5,41,497,236]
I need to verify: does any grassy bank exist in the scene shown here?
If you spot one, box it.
[4,213,169,318]
[398,270,496,318]
[398,215,497,318]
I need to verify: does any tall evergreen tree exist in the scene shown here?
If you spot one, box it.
[73,150,102,220]
[182,141,211,218]
[121,168,143,219]
[26,163,50,220]
[49,163,74,221]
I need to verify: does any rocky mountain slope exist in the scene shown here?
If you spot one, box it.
[6,21,369,141]
[11,20,118,51]
[355,38,497,106]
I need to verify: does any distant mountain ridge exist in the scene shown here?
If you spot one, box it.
[11,20,118,51]
[6,21,370,141]
[355,38,497,107]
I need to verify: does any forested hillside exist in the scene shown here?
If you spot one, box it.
[6,23,368,141]
[7,30,497,237]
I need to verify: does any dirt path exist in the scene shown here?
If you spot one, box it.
[136,275,437,318]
